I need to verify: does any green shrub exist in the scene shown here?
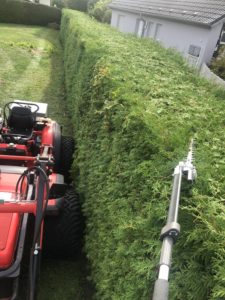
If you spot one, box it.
[61,9,225,300]
[88,0,111,23]
[210,45,225,80]
[0,0,61,25]
[52,0,65,9]
[66,0,88,12]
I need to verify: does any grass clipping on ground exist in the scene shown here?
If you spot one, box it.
[61,10,225,300]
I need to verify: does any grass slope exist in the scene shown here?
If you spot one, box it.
[61,10,225,300]
[0,23,90,300]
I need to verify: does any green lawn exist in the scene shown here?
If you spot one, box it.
[0,23,71,134]
[0,24,91,300]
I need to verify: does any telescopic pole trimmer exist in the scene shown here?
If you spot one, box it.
[152,139,197,300]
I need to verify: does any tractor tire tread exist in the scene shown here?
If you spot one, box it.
[43,188,83,258]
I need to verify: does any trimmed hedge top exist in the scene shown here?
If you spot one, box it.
[0,0,61,26]
[61,9,225,300]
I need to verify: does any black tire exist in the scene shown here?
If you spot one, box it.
[53,122,62,173]
[43,188,83,258]
[60,136,75,183]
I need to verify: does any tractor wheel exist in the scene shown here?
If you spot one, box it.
[43,188,83,258]
[53,122,62,173]
[60,136,75,184]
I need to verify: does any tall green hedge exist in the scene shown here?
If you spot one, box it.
[61,9,225,300]
[0,0,61,25]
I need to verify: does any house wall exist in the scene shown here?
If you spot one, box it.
[111,9,223,67]
[111,10,136,33]
[203,22,223,63]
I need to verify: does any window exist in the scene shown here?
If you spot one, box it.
[188,45,201,57]
[135,19,154,38]
[187,45,201,66]
[154,23,162,40]
[135,19,146,37]
[220,32,225,44]
[145,22,153,37]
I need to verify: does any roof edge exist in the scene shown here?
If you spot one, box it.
[210,15,225,26]
[109,5,214,28]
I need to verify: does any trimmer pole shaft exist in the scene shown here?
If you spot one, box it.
[152,139,196,300]
[152,171,182,300]
[167,171,183,224]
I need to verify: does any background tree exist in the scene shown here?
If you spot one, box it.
[210,45,225,80]
[66,0,88,11]
[88,0,111,23]
[52,0,66,8]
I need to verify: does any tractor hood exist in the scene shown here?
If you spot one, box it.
[0,166,26,193]
[0,166,25,269]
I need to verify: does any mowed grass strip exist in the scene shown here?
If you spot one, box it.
[0,24,89,300]
[0,23,71,133]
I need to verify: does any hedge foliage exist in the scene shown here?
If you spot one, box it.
[61,9,225,300]
[0,0,61,25]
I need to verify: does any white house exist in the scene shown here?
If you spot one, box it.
[109,0,225,68]
[32,0,51,6]
[39,0,51,5]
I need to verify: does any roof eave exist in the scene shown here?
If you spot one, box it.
[109,5,215,29]
[210,15,225,26]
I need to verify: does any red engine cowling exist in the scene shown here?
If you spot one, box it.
[0,173,23,270]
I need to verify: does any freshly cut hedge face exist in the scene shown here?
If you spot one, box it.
[61,9,225,300]
[0,0,61,25]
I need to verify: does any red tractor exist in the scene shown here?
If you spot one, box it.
[0,100,83,300]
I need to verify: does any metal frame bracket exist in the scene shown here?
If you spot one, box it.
[160,222,181,243]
